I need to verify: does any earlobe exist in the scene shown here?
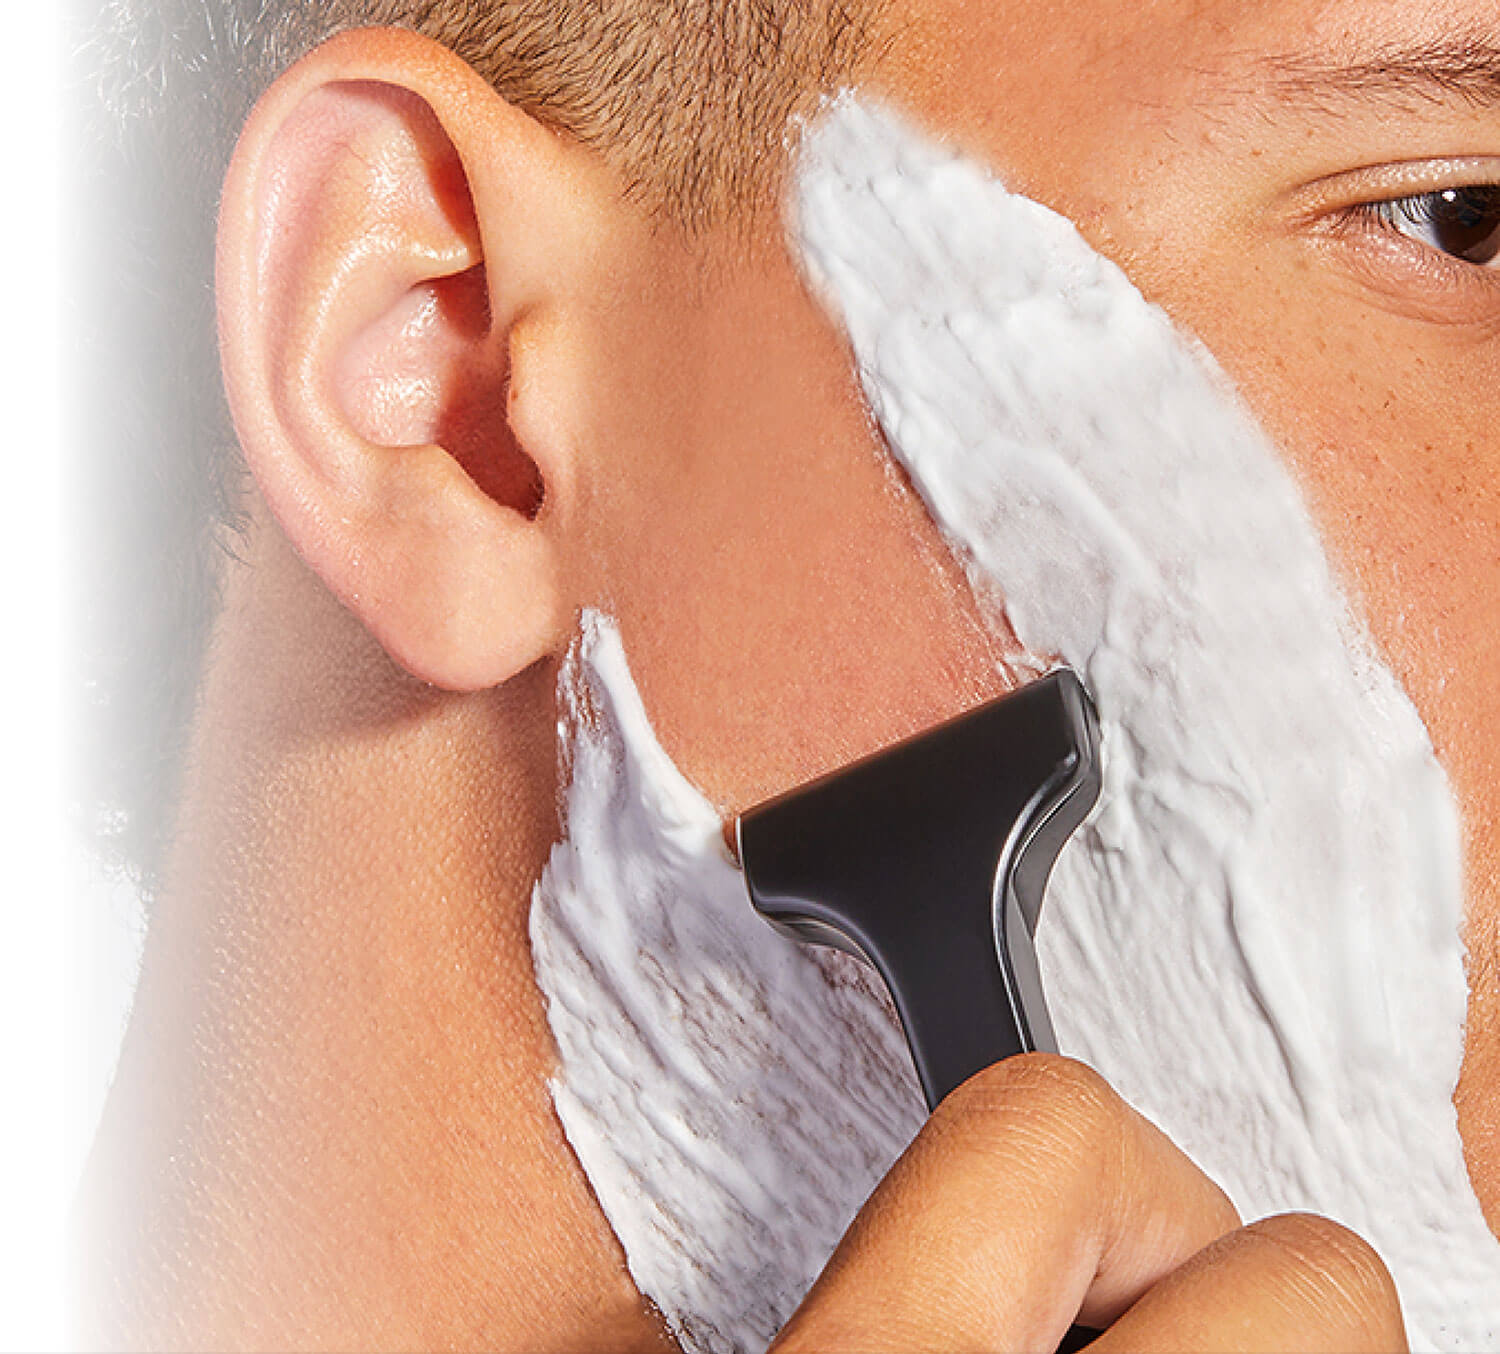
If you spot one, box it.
[216,29,589,690]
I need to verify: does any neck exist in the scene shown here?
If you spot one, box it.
[76,507,671,1351]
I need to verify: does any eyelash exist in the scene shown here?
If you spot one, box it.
[1340,184,1500,278]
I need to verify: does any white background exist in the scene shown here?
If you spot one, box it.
[1,2,66,1347]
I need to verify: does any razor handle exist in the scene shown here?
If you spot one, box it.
[738,670,1101,1111]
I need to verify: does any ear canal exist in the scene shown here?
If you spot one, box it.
[426,264,545,521]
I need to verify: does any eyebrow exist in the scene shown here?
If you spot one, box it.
[1263,33,1500,110]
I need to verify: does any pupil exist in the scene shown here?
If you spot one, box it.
[1432,186,1500,265]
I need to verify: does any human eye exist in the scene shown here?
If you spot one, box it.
[1360,185,1500,267]
[1290,160,1500,323]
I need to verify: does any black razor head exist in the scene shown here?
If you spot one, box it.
[736,671,1101,1109]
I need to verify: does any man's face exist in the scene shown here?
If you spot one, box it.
[84,2,1499,1345]
[571,0,1497,1228]
[605,0,1500,994]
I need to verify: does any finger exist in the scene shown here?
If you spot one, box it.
[1090,1212,1407,1353]
[771,1054,1241,1354]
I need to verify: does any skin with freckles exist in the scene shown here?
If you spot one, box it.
[74,0,1497,1347]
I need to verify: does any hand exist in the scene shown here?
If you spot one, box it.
[771,1055,1406,1353]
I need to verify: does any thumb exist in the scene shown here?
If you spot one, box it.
[771,1055,1239,1353]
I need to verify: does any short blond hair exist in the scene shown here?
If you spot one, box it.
[89,0,876,228]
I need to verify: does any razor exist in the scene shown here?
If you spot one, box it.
[736,670,1101,1109]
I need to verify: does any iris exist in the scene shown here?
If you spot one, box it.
[1380,185,1500,266]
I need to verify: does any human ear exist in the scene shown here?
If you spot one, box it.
[215,28,602,689]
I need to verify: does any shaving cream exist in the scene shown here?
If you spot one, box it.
[531,96,1500,1351]
[532,613,926,1353]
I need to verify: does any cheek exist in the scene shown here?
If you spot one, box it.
[1134,247,1500,920]
[1079,182,1500,1221]
[576,236,1013,817]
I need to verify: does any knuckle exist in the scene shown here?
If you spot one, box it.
[934,1054,1122,1165]
[942,1053,1112,1122]
[1249,1213,1406,1348]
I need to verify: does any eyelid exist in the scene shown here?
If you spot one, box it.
[1280,156,1500,325]
[1327,201,1500,312]
[1284,155,1500,225]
